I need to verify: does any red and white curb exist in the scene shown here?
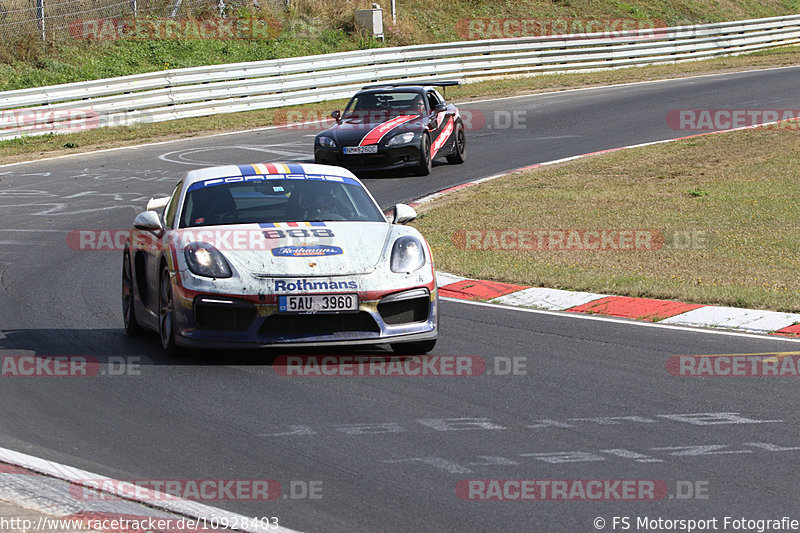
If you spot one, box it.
[0,446,299,532]
[420,116,800,338]
[435,272,800,337]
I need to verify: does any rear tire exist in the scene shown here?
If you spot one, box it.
[446,123,466,164]
[122,252,144,336]
[415,135,432,176]
[391,339,436,355]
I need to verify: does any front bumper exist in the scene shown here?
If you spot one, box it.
[314,145,421,172]
[171,282,438,349]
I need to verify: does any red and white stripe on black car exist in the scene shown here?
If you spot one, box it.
[358,115,420,146]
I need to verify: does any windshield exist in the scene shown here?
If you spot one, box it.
[344,90,427,118]
[179,177,386,228]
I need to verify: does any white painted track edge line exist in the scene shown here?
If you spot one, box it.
[0,446,302,533]
[442,296,800,343]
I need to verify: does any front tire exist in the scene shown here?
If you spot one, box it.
[415,135,432,176]
[391,339,436,355]
[122,252,144,336]
[159,263,182,356]
[446,123,466,164]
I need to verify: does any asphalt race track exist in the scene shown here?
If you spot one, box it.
[1,66,799,532]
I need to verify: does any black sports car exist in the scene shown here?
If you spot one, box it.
[314,81,466,176]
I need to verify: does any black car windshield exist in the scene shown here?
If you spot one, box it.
[180,178,386,228]
[344,91,426,117]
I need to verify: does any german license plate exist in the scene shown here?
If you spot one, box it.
[343,145,378,155]
[278,294,358,314]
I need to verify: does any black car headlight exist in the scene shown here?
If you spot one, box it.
[390,236,426,273]
[184,242,232,278]
[386,132,415,147]
[317,136,336,148]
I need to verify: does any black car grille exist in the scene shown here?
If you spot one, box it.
[259,312,380,338]
[378,295,430,325]
[194,297,257,331]
[336,153,392,167]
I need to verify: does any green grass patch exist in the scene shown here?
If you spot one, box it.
[412,126,800,312]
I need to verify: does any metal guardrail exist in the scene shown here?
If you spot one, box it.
[1,14,799,140]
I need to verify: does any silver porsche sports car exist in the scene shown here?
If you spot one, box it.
[122,162,438,354]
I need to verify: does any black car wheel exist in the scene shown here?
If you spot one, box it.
[122,252,144,336]
[446,123,466,164]
[159,263,182,355]
[415,134,432,176]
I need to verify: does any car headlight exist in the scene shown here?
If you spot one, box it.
[386,132,415,147]
[317,136,336,148]
[184,242,232,278]
[390,236,426,273]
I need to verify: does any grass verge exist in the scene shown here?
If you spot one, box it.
[412,125,800,312]
[2,0,797,89]
[2,45,799,166]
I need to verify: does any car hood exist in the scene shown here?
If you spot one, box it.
[172,221,393,277]
[321,113,423,146]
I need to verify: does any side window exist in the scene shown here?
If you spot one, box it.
[427,91,441,111]
[162,182,182,229]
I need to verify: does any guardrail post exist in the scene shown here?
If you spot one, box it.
[35,0,44,42]
[130,0,136,17]
[170,0,182,18]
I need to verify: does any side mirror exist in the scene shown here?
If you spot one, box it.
[433,103,447,113]
[133,211,164,233]
[146,196,170,212]
[392,203,417,225]
[331,109,341,124]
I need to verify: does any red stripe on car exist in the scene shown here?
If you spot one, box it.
[359,115,419,146]
[430,117,454,158]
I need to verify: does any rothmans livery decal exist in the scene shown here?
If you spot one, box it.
[260,222,327,229]
[359,115,419,146]
[272,245,343,257]
[274,279,358,291]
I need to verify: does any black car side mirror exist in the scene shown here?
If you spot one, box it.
[331,109,341,124]
[433,103,447,113]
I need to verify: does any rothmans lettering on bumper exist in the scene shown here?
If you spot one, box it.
[274,279,357,291]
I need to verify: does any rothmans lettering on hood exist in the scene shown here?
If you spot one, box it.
[272,245,343,257]
[274,279,358,291]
